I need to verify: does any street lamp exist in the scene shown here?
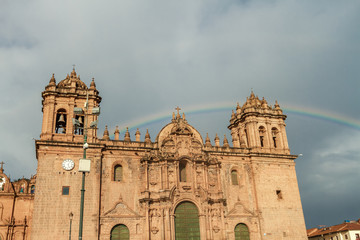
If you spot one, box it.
[73,92,100,240]
[69,212,73,240]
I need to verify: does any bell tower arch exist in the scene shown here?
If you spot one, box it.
[40,68,102,143]
[228,92,290,154]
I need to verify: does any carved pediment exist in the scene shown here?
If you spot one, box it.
[170,122,193,136]
[103,201,140,218]
[227,203,255,217]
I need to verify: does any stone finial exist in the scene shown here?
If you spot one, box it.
[223,135,229,148]
[274,100,280,109]
[124,127,131,142]
[172,112,175,121]
[114,126,120,140]
[250,90,255,99]
[231,110,235,121]
[261,97,268,108]
[182,113,186,120]
[90,78,96,89]
[70,66,77,78]
[205,133,212,147]
[145,129,151,143]
[49,73,56,85]
[236,102,241,114]
[0,161,4,174]
[103,125,110,140]
[135,128,141,142]
[214,134,220,147]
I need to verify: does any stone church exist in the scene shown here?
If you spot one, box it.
[0,68,308,239]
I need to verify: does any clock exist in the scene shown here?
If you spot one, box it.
[62,159,75,171]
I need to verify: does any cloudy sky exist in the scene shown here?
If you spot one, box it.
[1,0,359,229]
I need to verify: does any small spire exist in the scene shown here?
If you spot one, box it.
[90,77,96,89]
[114,126,120,140]
[103,125,110,140]
[231,110,235,120]
[214,134,220,147]
[145,129,151,143]
[223,135,229,148]
[250,90,255,98]
[182,112,186,120]
[172,112,175,121]
[49,73,56,85]
[274,100,280,109]
[135,128,141,142]
[124,127,131,142]
[70,66,77,78]
[0,161,4,173]
[205,133,212,147]
[261,97,268,108]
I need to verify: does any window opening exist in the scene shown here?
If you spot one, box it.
[231,170,239,185]
[114,165,123,182]
[260,136,264,147]
[30,185,35,194]
[55,109,67,134]
[62,186,70,195]
[276,190,283,199]
[259,126,265,148]
[271,128,279,148]
[179,161,187,182]
[74,115,84,135]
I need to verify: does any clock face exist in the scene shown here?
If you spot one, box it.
[62,159,75,171]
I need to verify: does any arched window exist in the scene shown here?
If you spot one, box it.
[234,223,250,240]
[179,161,187,182]
[259,126,266,147]
[114,165,123,182]
[271,127,279,148]
[30,185,35,194]
[73,115,84,135]
[231,170,239,185]
[175,202,200,239]
[55,109,67,134]
[110,224,129,240]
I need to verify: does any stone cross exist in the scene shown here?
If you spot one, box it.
[175,106,181,118]
[0,161,4,170]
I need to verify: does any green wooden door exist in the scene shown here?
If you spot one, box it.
[174,202,200,240]
[111,224,129,240]
[234,223,250,240]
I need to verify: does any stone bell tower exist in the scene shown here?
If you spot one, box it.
[228,91,290,154]
[40,68,101,143]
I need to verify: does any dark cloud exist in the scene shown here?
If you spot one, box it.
[0,0,359,230]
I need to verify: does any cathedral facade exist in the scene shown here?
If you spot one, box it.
[2,69,308,239]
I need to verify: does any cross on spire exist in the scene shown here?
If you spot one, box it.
[175,106,181,118]
[0,161,4,172]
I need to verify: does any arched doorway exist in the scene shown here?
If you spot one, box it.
[110,224,129,240]
[174,201,200,240]
[234,223,250,240]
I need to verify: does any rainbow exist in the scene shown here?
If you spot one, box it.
[111,102,360,135]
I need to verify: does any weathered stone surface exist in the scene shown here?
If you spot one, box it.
[1,71,308,240]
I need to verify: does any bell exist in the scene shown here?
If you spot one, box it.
[57,114,66,126]
[78,117,83,124]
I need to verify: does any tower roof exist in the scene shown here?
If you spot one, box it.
[57,67,88,89]
[156,108,203,148]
